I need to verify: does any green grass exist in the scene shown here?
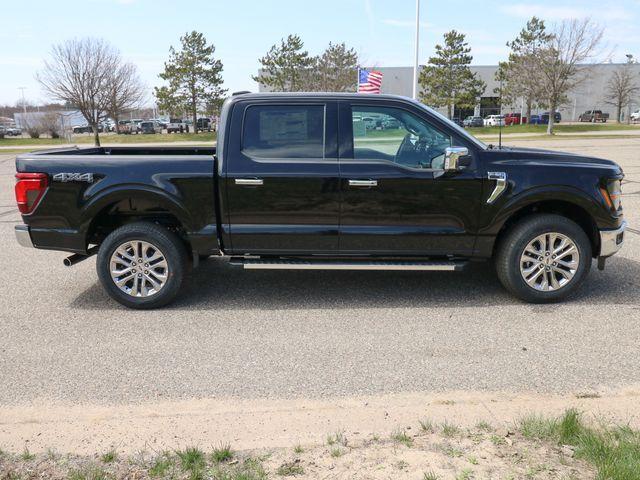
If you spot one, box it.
[467,122,640,136]
[211,443,234,463]
[419,418,435,433]
[68,465,110,480]
[326,431,347,447]
[149,454,174,477]
[423,471,440,480]
[276,461,304,476]
[293,444,304,454]
[441,421,461,438]
[391,429,414,447]
[329,446,344,457]
[519,409,640,480]
[475,421,493,432]
[176,446,206,472]
[20,448,35,461]
[0,131,216,146]
[100,449,117,463]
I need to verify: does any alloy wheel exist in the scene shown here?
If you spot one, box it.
[519,232,580,291]
[109,240,169,297]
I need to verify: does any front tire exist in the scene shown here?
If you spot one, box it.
[495,214,592,303]
[97,222,188,309]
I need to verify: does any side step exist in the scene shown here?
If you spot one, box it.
[230,258,467,271]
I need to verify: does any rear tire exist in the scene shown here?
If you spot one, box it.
[494,214,592,303]
[97,222,188,309]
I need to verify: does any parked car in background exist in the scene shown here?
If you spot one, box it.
[529,114,542,125]
[0,126,5,138]
[578,110,609,123]
[72,124,104,134]
[196,117,213,132]
[5,126,22,136]
[382,118,402,129]
[462,116,484,128]
[167,118,188,133]
[541,111,561,124]
[140,121,162,134]
[153,119,168,129]
[484,115,505,127]
[504,113,527,126]
[630,110,640,123]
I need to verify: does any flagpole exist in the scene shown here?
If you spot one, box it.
[412,0,420,99]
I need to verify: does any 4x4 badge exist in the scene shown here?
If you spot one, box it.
[53,173,94,183]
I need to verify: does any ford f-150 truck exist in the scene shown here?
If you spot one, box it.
[14,93,626,308]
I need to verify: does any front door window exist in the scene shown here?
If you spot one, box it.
[352,106,452,170]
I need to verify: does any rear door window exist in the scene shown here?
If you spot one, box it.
[242,105,325,159]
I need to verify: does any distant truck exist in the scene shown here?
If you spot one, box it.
[167,118,188,133]
[578,110,609,123]
[504,113,527,126]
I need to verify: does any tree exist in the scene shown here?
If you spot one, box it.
[418,30,485,119]
[106,62,146,133]
[500,17,552,123]
[309,42,359,92]
[535,19,604,134]
[154,31,226,129]
[37,38,121,146]
[604,62,640,123]
[253,34,313,92]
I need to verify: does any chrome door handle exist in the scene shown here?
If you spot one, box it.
[235,178,264,186]
[348,179,378,187]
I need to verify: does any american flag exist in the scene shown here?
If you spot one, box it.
[358,69,383,94]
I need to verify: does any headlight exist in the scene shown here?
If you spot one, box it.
[600,179,622,212]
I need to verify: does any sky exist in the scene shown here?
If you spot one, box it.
[1,0,639,105]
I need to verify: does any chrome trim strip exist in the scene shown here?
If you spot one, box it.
[242,261,461,271]
[599,220,626,257]
[348,179,378,187]
[235,178,264,186]
[15,225,34,248]
[486,172,507,204]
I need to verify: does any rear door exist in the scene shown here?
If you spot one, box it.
[224,99,340,254]
[338,100,483,256]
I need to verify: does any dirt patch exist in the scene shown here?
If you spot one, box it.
[2,388,640,456]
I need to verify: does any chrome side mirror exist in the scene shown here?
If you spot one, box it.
[444,147,469,171]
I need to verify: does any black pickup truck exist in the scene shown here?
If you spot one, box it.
[14,93,626,308]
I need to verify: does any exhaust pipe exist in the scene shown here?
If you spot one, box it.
[63,246,99,267]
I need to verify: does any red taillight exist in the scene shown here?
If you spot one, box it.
[15,172,48,214]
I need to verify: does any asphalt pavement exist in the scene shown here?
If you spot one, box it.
[0,137,639,406]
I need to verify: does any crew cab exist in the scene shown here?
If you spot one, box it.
[14,93,626,308]
[579,110,609,123]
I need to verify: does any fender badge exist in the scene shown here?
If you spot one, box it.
[53,173,94,183]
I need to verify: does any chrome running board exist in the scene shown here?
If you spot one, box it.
[230,258,466,271]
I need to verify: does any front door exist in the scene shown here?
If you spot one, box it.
[225,100,340,254]
[338,101,483,256]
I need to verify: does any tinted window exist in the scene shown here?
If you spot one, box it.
[351,106,451,169]
[243,105,325,159]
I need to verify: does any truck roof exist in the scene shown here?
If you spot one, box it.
[228,91,418,103]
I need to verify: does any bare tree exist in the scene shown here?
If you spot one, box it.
[37,38,130,146]
[106,62,146,133]
[535,19,604,134]
[604,62,640,123]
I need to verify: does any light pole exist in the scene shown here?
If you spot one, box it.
[18,87,27,115]
[412,0,420,100]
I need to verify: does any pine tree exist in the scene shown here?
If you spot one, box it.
[418,30,485,119]
[154,31,226,129]
[310,42,359,92]
[253,34,313,92]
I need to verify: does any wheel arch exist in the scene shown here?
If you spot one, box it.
[491,194,601,258]
[81,185,195,248]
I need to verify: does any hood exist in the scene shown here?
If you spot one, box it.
[481,145,623,174]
